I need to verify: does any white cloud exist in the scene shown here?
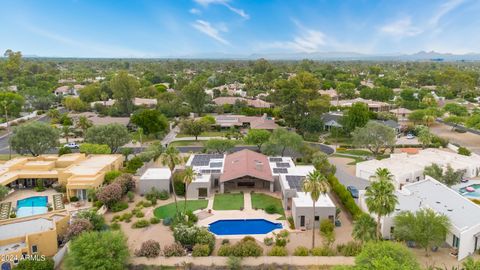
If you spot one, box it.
[259,27,327,53]
[429,0,465,26]
[379,17,422,38]
[189,8,201,15]
[192,20,230,45]
[193,0,249,19]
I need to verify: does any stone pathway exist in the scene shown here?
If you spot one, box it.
[243,192,252,211]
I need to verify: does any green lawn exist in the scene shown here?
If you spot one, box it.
[251,193,285,220]
[169,140,205,147]
[213,193,244,210]
[336,149,373,156]
[153,200,208,219]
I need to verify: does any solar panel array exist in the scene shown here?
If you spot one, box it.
[201,169,221,174]
[286,175,305,191]
[273,168,288,174]
[210,162,223,168]
[276,162,291,168]
[269,157,283,162]
[191,154,224,166]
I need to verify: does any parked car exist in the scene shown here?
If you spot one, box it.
[347,186,359,199]
[461,178,469,183]
[406,133,415,139]
[64,142,80,149]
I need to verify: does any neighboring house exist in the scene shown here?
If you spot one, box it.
[139,168,171,195]
[90,99,116,108]
[374,119,400,134]
[318,89,338,99]
[214,114,278,130]
[331,97,390,112]
[389,108,412,121]
[359,176,480,261]
[0,154,124,201]
[134,97,157,107]
[0,212,70,269]
[58,78,76,84]
[321,112,343,130]
[213,97,272,108]
[356,149,480,189]
[54,85,84,96]
[210,82,247,97]
[184,150,336,229]
[69,112,130,126]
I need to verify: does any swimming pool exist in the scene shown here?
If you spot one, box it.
[16,196,48,218]
[208,219,282,235]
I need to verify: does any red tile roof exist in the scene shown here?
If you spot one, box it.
[220,149,273,182]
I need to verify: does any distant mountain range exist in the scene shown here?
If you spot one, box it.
[20,51,480,61]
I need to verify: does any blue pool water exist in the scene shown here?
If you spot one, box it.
[209,219,282,235]
[16,196,48,218]
[459,184,480,198]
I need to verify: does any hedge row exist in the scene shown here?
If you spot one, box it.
[327,175,363,220]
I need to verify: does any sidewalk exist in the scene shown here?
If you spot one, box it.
[243,192,253,211]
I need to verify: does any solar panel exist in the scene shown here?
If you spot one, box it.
[201,169,221,174]
[210,162,223,168]
[286,175,304,191]
[269,157,283,162]
[276,162,290,168]
[192,154,224,166]
[273,168,288,174]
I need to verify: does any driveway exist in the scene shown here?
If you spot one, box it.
[329,156,370,190]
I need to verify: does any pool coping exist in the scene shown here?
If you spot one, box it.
[208,218,283,237]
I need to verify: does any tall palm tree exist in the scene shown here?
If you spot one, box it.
[182,167,195,212]
[160,146,183,214]
[62,124,72,143]
[374,168,393,182]
[365,177,398,239]
[302,170,329,249]
[352,213,377,244]
[77,116,92,136]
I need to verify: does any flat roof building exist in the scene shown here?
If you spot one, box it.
[139,168,172,195]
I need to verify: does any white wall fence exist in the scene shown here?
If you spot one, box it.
[0,111,39,128]
[53,242,69,269]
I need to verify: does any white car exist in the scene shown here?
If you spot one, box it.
[406,133,415,139]
[64,142,80,149]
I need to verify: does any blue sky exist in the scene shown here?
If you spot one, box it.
[1,0,480,57]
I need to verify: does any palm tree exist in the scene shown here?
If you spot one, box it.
[182,167,195,212]
[302,170,329,249]
[352,213,377,244]
[374,168,393,182]
[62,124,72,143]
[160,146,183,214]
[77,116,92,136]
[365,177,398,240]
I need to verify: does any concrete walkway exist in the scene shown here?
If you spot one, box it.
[243,192,253,211]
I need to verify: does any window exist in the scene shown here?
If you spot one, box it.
[390,227,395,234]
[314,216,319,221]
[31,245,38,253]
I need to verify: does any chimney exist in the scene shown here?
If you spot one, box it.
[255,162,263,171]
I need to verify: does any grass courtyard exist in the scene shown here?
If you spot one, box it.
[213,193,244,210]
[153,200,208,219]
[251,193,285,220]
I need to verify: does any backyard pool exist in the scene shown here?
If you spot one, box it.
[209,219,282,235]
[459,184,480,198]
[16,196,48,218]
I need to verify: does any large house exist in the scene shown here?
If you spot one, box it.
[214,114,278,130]
[179,149,336,229]
[0,154,124,201]
[356,148,480,189]
[213,97,272,108]
[359,176,480,261]
[321,112,400,134]
[331,97,390,112]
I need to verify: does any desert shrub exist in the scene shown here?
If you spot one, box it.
[311,246,336,256]
[173,225,215,254]
[110,222,121,230]
[65,219,93,241]
[132,219,150,229]
[135,211,144,218]
[171,210,198,227]
[158,190,169,200]
[192,244,210,257]
[458,146,471,156]
[97,183,123,208]
[320,219,335,247]
[265,205,277,214]
[336,241,363,256]
[287,216,295,229]
[162,217,172,226]
[268,246,288,256]
[150,217,160,224]
[135,240,161,258]
[58,146,72,156]
[119,212,133,222]
[110,201,129,212]
[222,239,230,245]
[115,174,136,194]
[226,256,242,270]
[163,243,186,257]
[263,237,273,246]
[218,237,263,257]
[127,191,134,202]
[273,230,290,247]
[293,246,309,256]
[104,170,122,184]
[76,210,106,231]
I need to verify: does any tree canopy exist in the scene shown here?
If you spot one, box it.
[131,109,169,135]
[10,122,60,156]
[352,121,396,156]
[84,123,130,153]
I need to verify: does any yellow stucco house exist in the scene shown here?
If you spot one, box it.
[0,153,124,201]
[0,212,69,269]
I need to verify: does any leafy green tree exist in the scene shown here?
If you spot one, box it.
[79,143,111,154]
[180,119,208,141]
[84,124,130,153]
[466,114,480,130]
[3,49,22,81]
[442,165,465,187]
[77,209,106,231]
[111,70,139,115]
[204,139,235,154]
[462,257,480,270]
[182,80,207,116]
[131,109,168,135]
[365,169,398,239]
[352,213,377,244]
[424,163,444,180]
[63,96,88,112]
[336,82,356,99]
[394,208,450,256]
[244,129,271,151]
[408,110,426,125]
[262,128,303,157]
[0,92,25,119]
[443,115,464,130]
[444,103,468,117]
[76,116,93,136]
[458,146,471,156]
[416,126,433,149]
[302,170,329,249]
[355,241,420,270]
[15,257,54,270]
[311,151,336,176]
[65,231,129,270]
[341,102,370,132]
[352,121,396,156]
[360,87,394,102]
[10,122,60,156]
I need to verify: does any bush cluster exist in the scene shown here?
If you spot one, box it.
[293,246,309,256]
[192,244,210,257]
[135,240,161,258]
[173,225,215,255]
[163,243,186,257]
[218,236,263,257]
[336,241,363,256]
[110,201,129,212]
[327,175,363,219]
[268,246,288,256]
[132,219,150,229]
